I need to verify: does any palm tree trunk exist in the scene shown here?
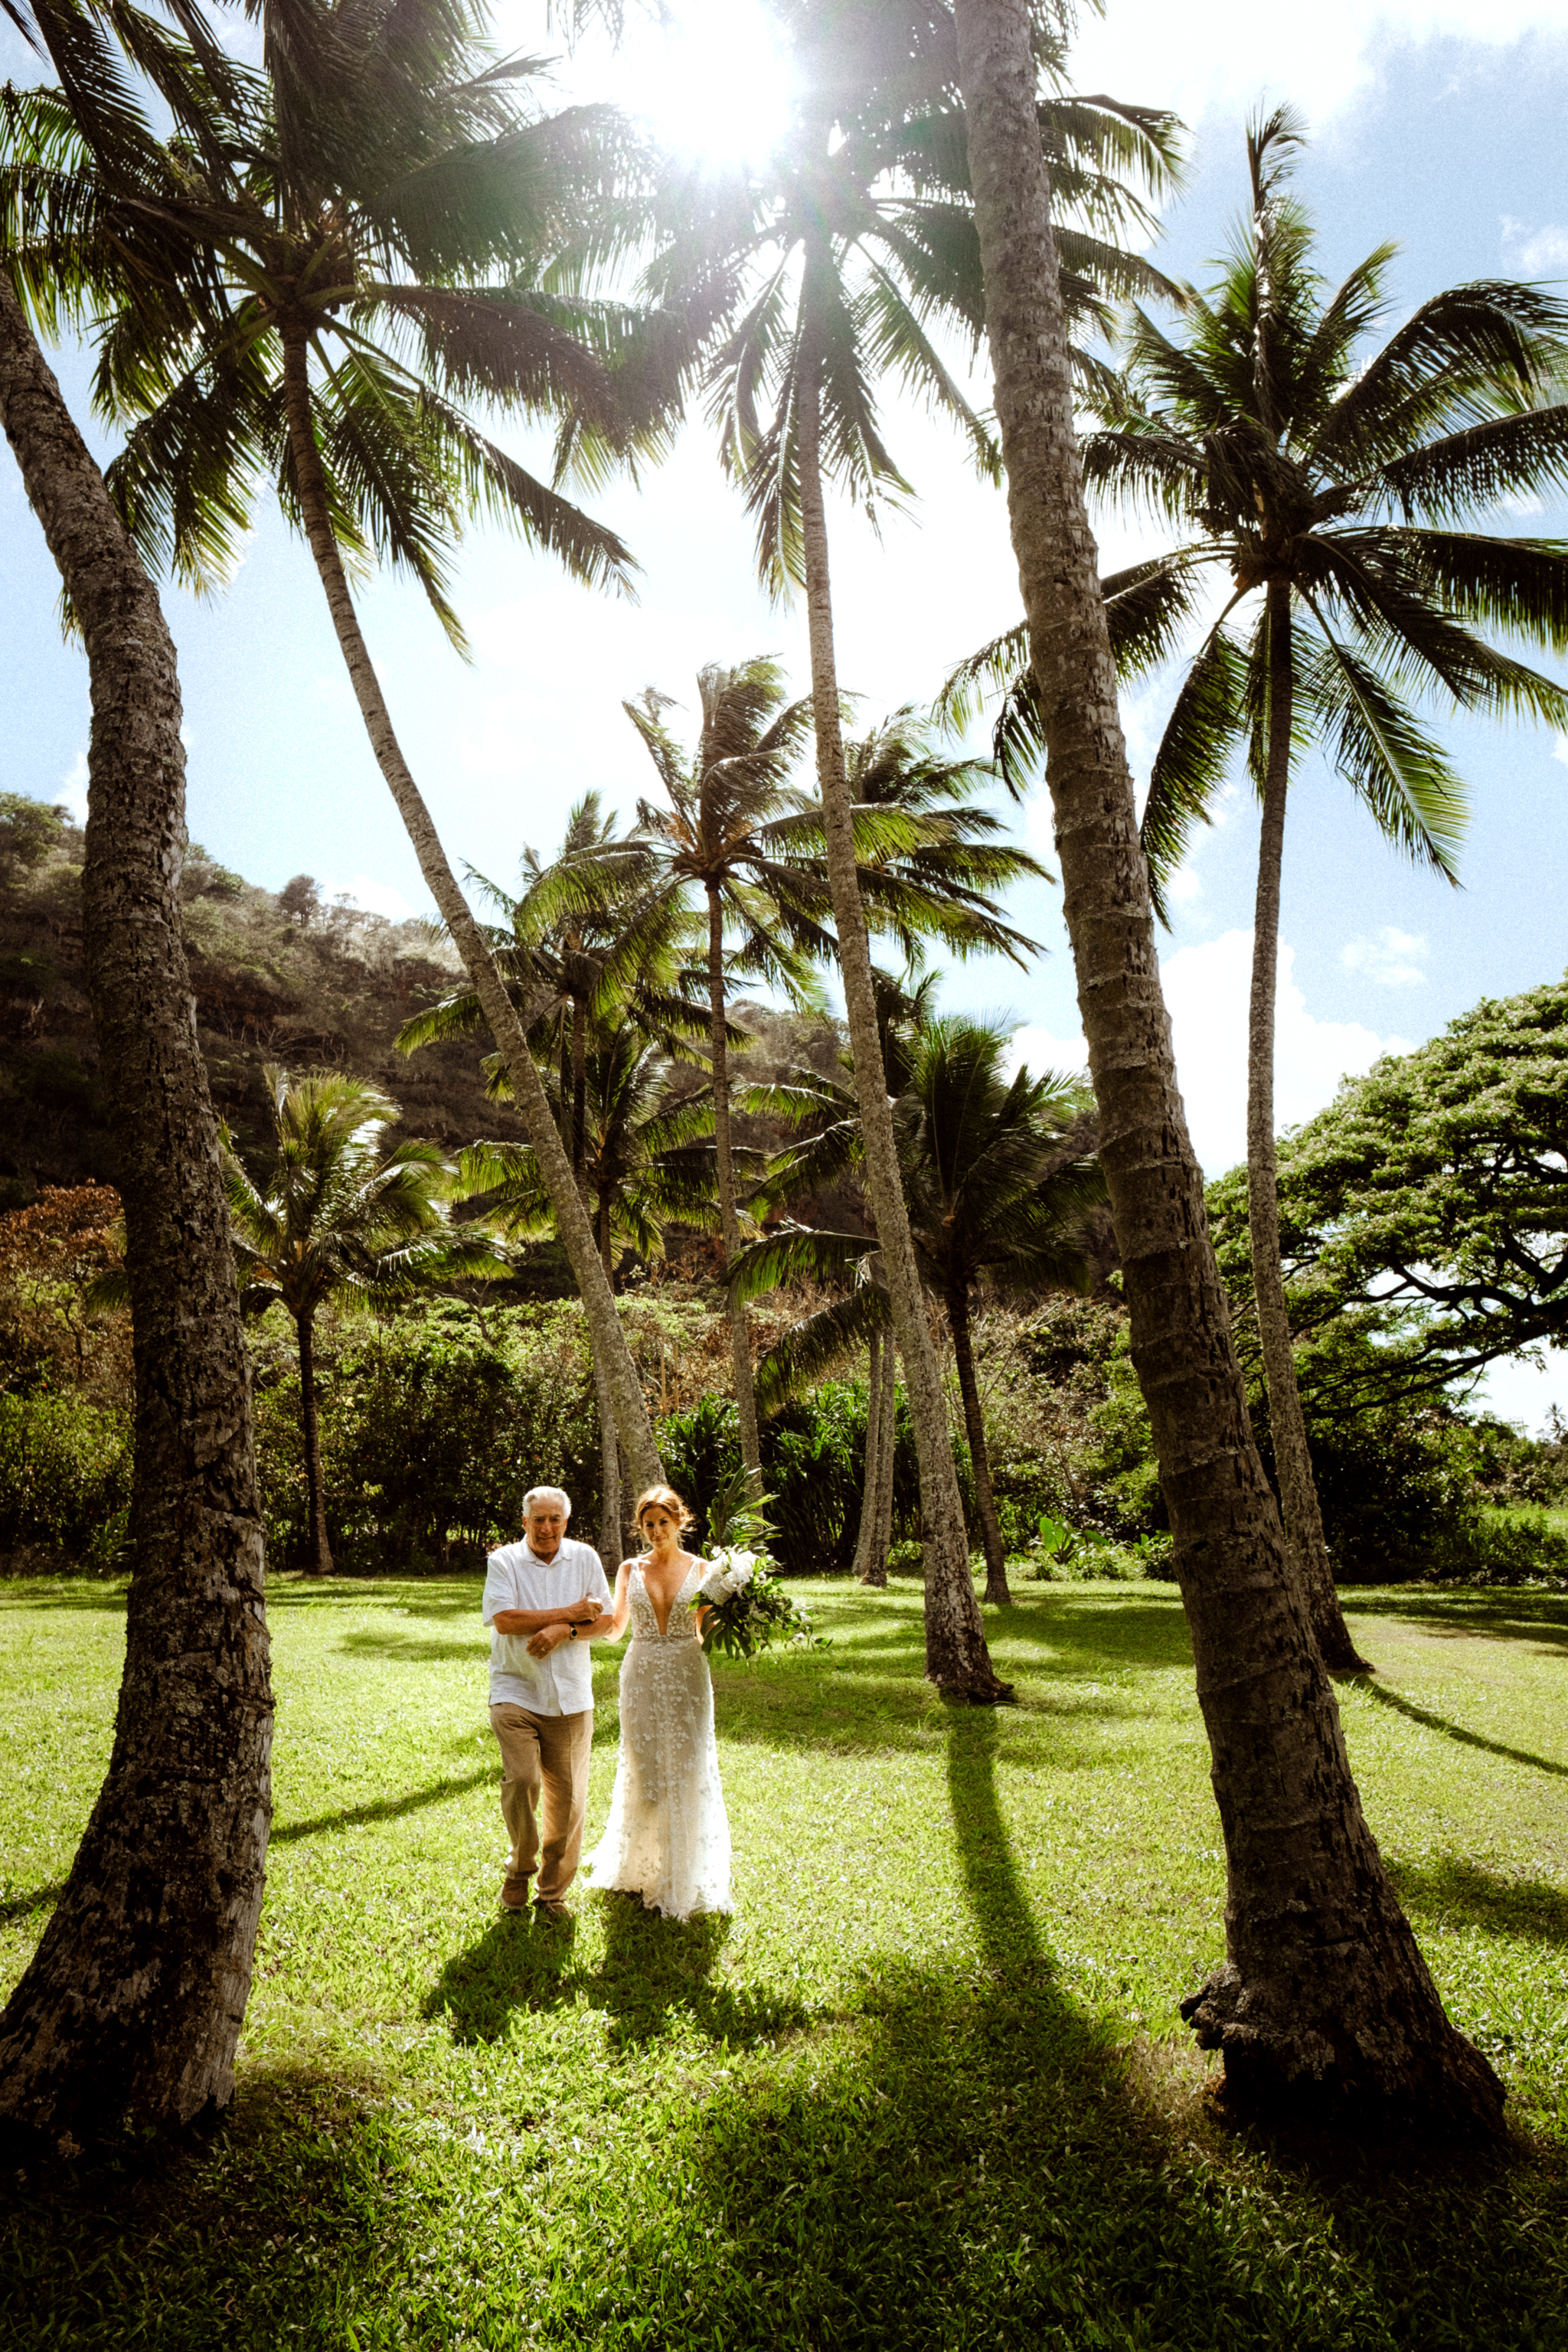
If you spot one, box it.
[279,329,660,1494]
[797,347,1005,1701]
[950,1287,1011,1605]
[871,1334,897,1583]
[296,1311,333,1576]
[952,0,1502,2130]
[0,276,272,2140]
[1247,583,1369,1674]
[595,1203,623,1568]
[706,885,763,1490]
[851,1328,884,1579]
[570,987,588,1184]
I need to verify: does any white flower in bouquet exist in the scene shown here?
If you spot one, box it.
[697,1547,760,1606]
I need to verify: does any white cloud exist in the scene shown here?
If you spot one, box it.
[1340,926,1429,986]
[1161,929,1410,1174]
[1006,930,1408,1177]
[1070,1,1568,129]
[321,874,418,921]
[1165,866,1205,906]
[1501,215,1568,273]
[60,750,88,825]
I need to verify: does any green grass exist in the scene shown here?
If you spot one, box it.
[2,1572,1566,2350]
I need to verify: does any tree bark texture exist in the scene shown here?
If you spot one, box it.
[872,1334,897,1581]
[797,351,1004,1699]
[952,0,1502,2128]
[279,330,661,1495]
[595,1212,625,1568]
[950,1289,1011,1604]
[707,887,763,1488]
[295,1312,333,1575]
[0,275,273,2140]
[851,1328,884,1581]
[1246,583,1370,1673]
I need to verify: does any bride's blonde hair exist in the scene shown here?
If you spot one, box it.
[633,1483,694,1536]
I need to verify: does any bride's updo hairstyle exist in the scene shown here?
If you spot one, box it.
[633,1484,694,1535]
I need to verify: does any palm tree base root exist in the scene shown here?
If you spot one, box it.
[1181,1962,1506,2137]
[935,1673,1017,1705]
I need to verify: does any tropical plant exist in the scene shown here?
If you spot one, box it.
[0,0,271,2141]
[397,791,710,1184]
[4,0,675,1491]
[1069,110,1568,1673]
[627,0,1178,1698]
[737,1008,1104,1603]
[624,655,825,1494]
[950,0,1504,2128]
[224,1067,504,1573]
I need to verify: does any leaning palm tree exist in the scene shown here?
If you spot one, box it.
[462,1032,734,1567]
[0,2,276,2141]
[950,0,1507,2128]
[225,1067,505,1575]
[1074,111,1568,1671]
[737,1008,1104,1604]
[629,5,1178,1697]
[6,0,675,1491]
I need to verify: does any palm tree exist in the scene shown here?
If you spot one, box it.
[950,0,1505,2128]
[624,657,828,1494]
[737,1006,1104,1604]
[5,0,675,1492]
[461,1032,735,1567]
[1073,112,1568,1674]
[225,1067,505,1574]
[632,5,1177,1698]
[395,792,711,1184]
[0,5,273,2140]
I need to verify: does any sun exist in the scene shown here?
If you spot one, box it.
[585,0,798,173]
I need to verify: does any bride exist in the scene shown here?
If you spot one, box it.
[585,1483,733,1919]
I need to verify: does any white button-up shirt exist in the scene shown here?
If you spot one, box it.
[482,1534,611,1717]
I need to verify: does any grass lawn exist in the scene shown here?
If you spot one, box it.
[2,1570,1566,2349]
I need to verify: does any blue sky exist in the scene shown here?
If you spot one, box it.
[5,0,1568,1419]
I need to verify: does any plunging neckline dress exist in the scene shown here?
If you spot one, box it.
[585,1560,733,1919]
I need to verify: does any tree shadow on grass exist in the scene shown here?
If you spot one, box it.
[1388,1852,1568,1950]
[425,1896,805,2054]
[1361,1589,1568,1651]
[1360,1677,1568,1778]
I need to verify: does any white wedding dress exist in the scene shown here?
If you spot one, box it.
[586,1560,733,1919]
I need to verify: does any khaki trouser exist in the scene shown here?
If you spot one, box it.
[489,1703,593,1899]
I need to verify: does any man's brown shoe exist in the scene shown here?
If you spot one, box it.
[501,1873,532,1913]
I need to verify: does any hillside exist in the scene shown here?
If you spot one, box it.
[0,793,528,1212]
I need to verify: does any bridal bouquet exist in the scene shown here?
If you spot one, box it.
[689,1476,817,1661]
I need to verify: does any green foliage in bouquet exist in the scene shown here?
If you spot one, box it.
[690,1467,820,1661]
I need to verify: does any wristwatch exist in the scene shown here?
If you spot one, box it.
[569,1624,579,1640]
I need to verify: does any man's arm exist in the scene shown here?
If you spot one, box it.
[491,1598,600,1635]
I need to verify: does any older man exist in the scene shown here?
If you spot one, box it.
[483,1486,615,1920]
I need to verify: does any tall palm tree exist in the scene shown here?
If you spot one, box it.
[1075,111,1568,1674]
[5,0,675,1491]
[625,656,827,1493]
[632,3,1178,1697]
[951,0,1505,2128]
[737,1007,1103,1603]
[224,1067,505,1574]
[461,1033,735,1566]
[395,792,711,1184]
[0,2,273,2141]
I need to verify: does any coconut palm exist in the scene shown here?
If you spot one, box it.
[224,1067,505,1575]
[737,1006,1103,1602]
[629,3,1178,1697]
[0,2,274,2140]
[950,0,1504,2126]
[1073,111,1568,1672]
[461,1031,736,1566]
[395,791,712,1183]
[2,0,676,1491]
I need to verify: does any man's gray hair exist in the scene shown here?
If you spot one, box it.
[523,1485,571,1517]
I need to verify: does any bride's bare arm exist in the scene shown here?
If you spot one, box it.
[586,1560,634,1642]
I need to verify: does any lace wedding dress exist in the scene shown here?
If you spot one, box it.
[586,1560,733,1919]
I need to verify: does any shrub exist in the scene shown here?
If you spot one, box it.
[0,1390,130,1566]
[659,1380,919,1575]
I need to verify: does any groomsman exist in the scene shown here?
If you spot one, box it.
[482,1486,613,1919]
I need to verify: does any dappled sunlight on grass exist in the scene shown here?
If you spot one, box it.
[1,1572,1565,2345]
